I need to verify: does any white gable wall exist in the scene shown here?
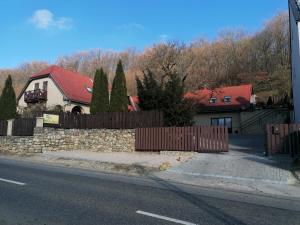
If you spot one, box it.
[18,77,91,114]
[290,4,300,122]
[18,77,65,109]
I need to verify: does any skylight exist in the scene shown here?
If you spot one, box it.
[86,87,93,93]
[209,97,217,103]
[224,96,231,103]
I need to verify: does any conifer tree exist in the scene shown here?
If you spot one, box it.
[136,69,194,126]
[90,68,109,114]
[161,73,194,126]
[110,60,128,112]
[136,69,163,110]
[0,75,17,120]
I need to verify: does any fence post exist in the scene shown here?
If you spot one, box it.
[36,117,44,128]
[7,119,14,136]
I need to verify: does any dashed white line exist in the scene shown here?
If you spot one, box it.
[136,210,197,225]
[0,178,26,186]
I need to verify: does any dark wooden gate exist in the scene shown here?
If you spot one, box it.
[0,120,7,136]
[136,126,229,152]
[266,124,300,157]
[12,118,36,136]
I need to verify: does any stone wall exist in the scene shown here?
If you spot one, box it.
[0,136,42,153]
[0,128,135,153]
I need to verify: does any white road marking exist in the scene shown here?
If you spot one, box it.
[136,210,197,225]
[0,178,26,186]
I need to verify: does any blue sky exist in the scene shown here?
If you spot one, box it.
[0,0,288,69]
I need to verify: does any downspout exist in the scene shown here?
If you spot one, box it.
[288,0,295,122]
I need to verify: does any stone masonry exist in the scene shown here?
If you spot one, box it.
[0,136,40,153]
[0,128,135,153]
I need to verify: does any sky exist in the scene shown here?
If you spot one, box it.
[0,0,288,69]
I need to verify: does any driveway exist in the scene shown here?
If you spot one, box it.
[229,135,265,152]
[158,135,299,197]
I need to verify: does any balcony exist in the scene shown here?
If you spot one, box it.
[24,89,47,103]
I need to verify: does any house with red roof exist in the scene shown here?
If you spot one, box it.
[17,65,138,114]
[185,84,256,134]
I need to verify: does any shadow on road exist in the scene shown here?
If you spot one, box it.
[149,174,247,225]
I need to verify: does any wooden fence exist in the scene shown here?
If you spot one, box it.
[0,120,7,136]
[12,118,36,136]
[136,126,229,152]
[266,124,300,157]
[42,111,164,129]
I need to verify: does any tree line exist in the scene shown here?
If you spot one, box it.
[91,60,194,126]
[0,11,291,105]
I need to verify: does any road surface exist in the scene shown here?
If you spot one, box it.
[0,158,300,225]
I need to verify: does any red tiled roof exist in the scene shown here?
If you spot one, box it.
[185,84,253,112]
[31,65,93,104]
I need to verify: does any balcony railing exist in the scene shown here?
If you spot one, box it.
[24,89,47,103]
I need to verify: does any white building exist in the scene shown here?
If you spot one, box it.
[289,0,300,122]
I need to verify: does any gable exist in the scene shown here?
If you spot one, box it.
[18,77,64,108]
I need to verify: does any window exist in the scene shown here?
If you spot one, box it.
[209,97,217,103]
[218,118,225,126]
[224,96,231,103]
[34,83,39,90]
[211,118,219,126]
[225,118,232,129]
[43,81,48,91]
[211,117,232,133]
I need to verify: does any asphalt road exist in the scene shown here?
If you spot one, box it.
[0,158,300,225]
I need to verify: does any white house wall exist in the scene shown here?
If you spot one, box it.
[18,77,90,114]
[290,4,300,122]
[18,77,65,109]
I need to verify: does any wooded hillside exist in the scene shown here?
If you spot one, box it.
[0,12,290,103]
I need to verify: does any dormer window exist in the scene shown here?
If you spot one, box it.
[224,96,231,103]
[210,97,217,103]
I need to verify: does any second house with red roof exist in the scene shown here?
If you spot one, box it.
[17,65,139,114]
[185,85,257,134]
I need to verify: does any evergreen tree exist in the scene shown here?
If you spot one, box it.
[136,69,194,126]
[0,75,17,120]
[161,72,194,126]
[110,60,128,112]
[90,68,109,114]
[136,69,163,110]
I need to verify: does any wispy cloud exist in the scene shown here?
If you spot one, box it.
[29,9,73,30]
[117,23,145,32]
